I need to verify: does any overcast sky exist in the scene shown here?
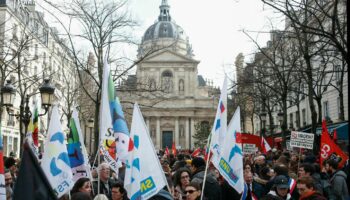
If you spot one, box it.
[127,0,284,86]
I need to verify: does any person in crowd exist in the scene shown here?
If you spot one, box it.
[93,162,116,199]
[325,159,349,200]
[71,192,93,200]
[172,154,187,173]
[5,157,17,184]
[190,157,221,200]
[4,169,13,200]
[297,176,326,200]
[276,156,289,167]
[71,177,92,196]
[262,175,292,200]
[253,155,266,175]
[298,163,322,194]
[174,167,191,199]
[253,166,273,198]
[111,182,129,200]
[184,182,203,200]
[242,171,260,200]
[244,161,254,175]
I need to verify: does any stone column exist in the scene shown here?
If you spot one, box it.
[190,118,195,149]
[146,117,150,133]
[156,117,161,149]
[185,118,189,149]
[175,117,179,148]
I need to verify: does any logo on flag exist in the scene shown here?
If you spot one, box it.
[41,106,73,198]
[124,103,167,200]
[100,59,130,171]
[67,109,92,182]
[213,107,244,193]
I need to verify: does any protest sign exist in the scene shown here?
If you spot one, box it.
[243,143,256,154]
[290,131,314,149]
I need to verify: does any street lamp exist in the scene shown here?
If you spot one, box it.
[1,79,55,153]
[260,112,267,136]
[87,118,94,154]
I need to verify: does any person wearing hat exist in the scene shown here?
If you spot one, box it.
[262,175,292,200]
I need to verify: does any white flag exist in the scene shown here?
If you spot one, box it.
[99,58,130,172]
[41,106,73,198]
[261,136,271,154]
[214,107,244,193]
[124,103,167,200]
[67,109,92,182]
[210,77,227,166]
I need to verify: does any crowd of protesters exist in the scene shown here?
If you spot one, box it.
[3,147,349,200]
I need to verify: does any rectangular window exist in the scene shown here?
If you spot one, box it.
[302,109,306,126]
[289,113,294,129]
[323,101,329,118]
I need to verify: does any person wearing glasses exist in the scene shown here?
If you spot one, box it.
[184,182,204,200]
[173,168,191,199]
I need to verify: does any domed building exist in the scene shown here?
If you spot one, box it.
[119,0,217,150]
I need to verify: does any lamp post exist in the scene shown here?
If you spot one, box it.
[1,79,55,155]
[277,111,284,148]
[87,118,94,155]
[260,112,267,137]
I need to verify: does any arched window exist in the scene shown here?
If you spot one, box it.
[161,70,173,93]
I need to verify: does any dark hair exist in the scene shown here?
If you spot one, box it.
[259,166,271,180]
[191,157,205,168]
[4,157,16,169]
[243,161,254,174]
[313,163,321,173]
[71,177,90,194]
[177,154,185,161]
[300,163,315,175]
[71,192,92,200]
[186,182,201,191]
[327,159,339,170]
[297,176,314,189]
[274,165,288,176]
[111,182,126,195]
[174,167,191,187]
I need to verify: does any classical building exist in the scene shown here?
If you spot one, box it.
[119,0,217,150]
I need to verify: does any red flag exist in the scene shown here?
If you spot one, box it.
[165,146,169,156]
[261,136,271,154]
[172,142,177,156]
[191,148,201,158]
[333,129,337,140]
[320,120,348,168]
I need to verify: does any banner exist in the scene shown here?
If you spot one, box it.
[320,120,348,168]
[99,58,131,172]
[67,109,92,182]
[124,103,168,200]
[290,131,314,149]
[41,106,73,198]
[210,77,227,166]
[213,107,244,193]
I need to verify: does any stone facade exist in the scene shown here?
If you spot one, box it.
[119,0,217,150]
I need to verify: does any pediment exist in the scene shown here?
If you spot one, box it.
[143,50,199,63]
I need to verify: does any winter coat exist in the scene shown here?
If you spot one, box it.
[253,176,269,198]
[311,173,323,194]
[329,170,349,200]
[191,166,222,200]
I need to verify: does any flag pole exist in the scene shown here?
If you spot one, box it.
[200,133,212,200]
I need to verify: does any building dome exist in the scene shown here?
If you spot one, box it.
[139,0,193,57]
[142,21,187,42]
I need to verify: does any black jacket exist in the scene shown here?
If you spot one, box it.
[191,166,222,200]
